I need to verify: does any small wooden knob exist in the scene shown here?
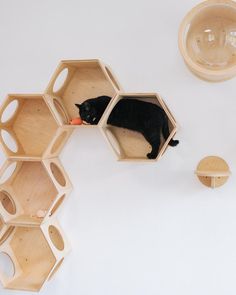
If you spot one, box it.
[195,156,230,188]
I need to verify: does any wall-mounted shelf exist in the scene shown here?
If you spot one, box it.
[99,93,178,162]
[0,158,72,226]
[0,218,70,292]
[179,0,236,82]
[195,156,231,188]
[44,59,122,127]
[0,94,73,159]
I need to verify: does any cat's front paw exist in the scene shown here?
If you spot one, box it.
[147,153,157,159]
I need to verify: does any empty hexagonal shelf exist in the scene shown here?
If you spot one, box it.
[0,158,72,226]
[0,218,70,292]
[99,93,178,162]
[0,94,73,159]
[44,59,122,126]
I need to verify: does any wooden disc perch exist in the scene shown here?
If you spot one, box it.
[195,156,231,188]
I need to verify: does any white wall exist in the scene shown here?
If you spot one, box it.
[1,0,236,294]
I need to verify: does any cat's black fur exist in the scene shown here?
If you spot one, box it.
[75,96,111,125]
[75,96,179,159]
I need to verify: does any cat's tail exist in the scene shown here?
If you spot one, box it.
[162,113,179,147]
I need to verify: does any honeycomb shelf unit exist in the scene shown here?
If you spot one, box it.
[99,93,178,162]
[0,158,72,226]
[44,59,122,127]
[0,218,70,292]
[195,156,231,188]
[178,0,236,82]
[0,58,180,292]
[0,94,74,160]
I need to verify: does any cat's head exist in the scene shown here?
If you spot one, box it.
[75,99,100,125]
[75,101,97,125]
[75,96,111,125]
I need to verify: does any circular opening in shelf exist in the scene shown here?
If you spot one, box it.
[48,258,64,281]
[0,252,15,277]
[105,67,120,91]
[1,100,19,123]
[50,195,66,216]
[51,131,68,154]
[1,130,18,153]
[183,3,236,71]
[50,163,66,187]
[0,162,17,184]
[48,225,64,251]
[0,227,14,246]
[53,68,69,93]
[53,99,69,124]
[0,191,16,215]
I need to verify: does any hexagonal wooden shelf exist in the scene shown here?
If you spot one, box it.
[44,59,122,127]
[0,94,74,159]
[99,93,178,162]
[0,158,72,226]
[0,218,70,292]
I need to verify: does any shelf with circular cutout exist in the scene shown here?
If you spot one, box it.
[0,58,181,292]
[0,94,74,159]
[0,158,72,226]
[99,93,178,162]
[44,59,122,127]
[0,218,70,292]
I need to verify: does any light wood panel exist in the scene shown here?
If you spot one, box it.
[0,94,73,159]
[0,219,70,292]
[0,159,72,226]
[195,156,231,188]
[44,59,122,127]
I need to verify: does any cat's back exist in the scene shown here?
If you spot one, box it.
[90,95,111,106]
[112,98,163,113]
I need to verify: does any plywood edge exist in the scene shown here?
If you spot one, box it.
[195,170,231,177]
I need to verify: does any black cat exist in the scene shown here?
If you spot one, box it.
[75,96,179,159]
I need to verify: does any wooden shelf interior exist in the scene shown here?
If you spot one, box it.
[45,60,120,125]
[0,226,57,291]
[0,95,58,157]
[0,161,67,225]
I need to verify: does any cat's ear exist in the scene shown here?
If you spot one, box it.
[75,103,81,109]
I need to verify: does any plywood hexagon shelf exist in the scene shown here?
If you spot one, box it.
[0,219,70,292]
[99,93,178,162]
[179,0,236,82]
[0,94,74,159]
[0,158,72,226]
[44,59,122,127]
